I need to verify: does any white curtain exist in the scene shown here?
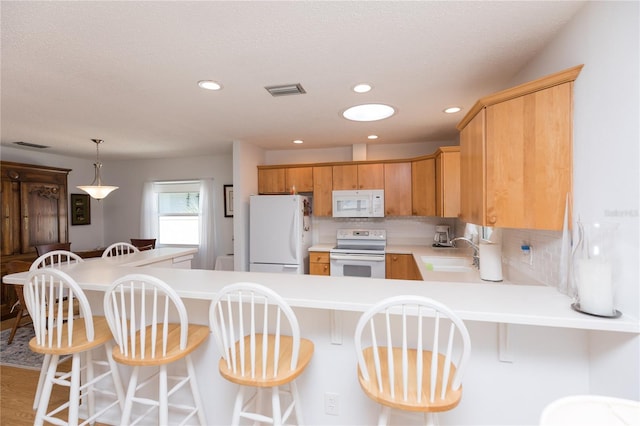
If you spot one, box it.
[140,181,158,239]
[196,178,216,269]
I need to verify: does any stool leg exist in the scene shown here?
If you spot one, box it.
[85,350,95,421]
[290,380,304,425]
[159,364,168,425]
[271,385,282,426]
[231,386,245,426]
[34,354,59,426]
[121,366,139,426]
[185,355,207,425]
[105,341,125,410]
[68,353,82,426]
[378,406,391,426]
[33,354,52,410]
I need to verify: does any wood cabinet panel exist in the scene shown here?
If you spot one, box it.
[357,163,384,189]
[332,164,358,190]
[384,162,412,216]
[258,168,286,194]
[460,110,486,225]
[386,253,420,280]
[458,65,580,230]
[411,158,436,216]
[312,166,333,217]
[485,83,572,229]
[436,148,460,218]
[285,167,313,193]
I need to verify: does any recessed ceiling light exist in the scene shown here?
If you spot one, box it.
[367,135,378,140]
[443,106,461,114]
[342,104,395,122]
[293,139,304,144]
[198,80,222,90]
[352,83,372,93]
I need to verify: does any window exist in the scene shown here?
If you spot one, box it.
[155,181,200,245]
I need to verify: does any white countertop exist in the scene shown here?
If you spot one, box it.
[5,247,638,333]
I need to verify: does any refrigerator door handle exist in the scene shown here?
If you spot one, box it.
[283,264,299,269]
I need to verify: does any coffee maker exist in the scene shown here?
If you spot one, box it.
[433,225,453,247]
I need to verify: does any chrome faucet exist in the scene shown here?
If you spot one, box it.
[452,237,480,269]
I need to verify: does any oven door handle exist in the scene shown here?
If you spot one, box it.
[330,254,386,262]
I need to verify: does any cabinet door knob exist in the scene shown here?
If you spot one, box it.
[489,215,497,224]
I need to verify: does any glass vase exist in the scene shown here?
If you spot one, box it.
[571,221,619,317]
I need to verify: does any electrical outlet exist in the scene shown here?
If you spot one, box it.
[324,392,339,416]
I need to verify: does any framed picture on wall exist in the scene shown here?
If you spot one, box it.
[71,193,91,225]
[224,184,233,217]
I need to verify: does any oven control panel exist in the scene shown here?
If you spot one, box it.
[336,229,386,240]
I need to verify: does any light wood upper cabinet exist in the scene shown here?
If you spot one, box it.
[258,168,286,194]
[258,166,313,194]
[384,162,412,216]
[457,65,581,230]
[411,158,436,216]
[435,147,460,218]
[312,166,333,217]
[286,167,313,193]
[333,163,384,190]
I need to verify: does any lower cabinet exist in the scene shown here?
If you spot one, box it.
[386,253,421,280]
[309,251,330,276]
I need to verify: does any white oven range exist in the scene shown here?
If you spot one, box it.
[329,229,386,279]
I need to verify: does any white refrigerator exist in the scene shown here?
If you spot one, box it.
[249,194,312,274]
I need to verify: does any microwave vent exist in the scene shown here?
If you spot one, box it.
[265,83,306,97]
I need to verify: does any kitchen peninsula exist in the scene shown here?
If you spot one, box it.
[4,248,638,425]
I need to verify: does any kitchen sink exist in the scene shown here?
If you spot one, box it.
[421,256,474,273]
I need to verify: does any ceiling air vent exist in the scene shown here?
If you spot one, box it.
[265,83,306,97]
[14,141,49,149]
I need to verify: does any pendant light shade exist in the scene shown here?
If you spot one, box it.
[77,139,118,200]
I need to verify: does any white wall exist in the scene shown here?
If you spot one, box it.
[105,154,234,263]
[510,0,639,400]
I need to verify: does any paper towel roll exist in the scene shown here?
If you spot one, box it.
[480,243,503,282]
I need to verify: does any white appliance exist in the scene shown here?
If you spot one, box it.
[330,229,386,279]
[332,189,384,218]
[250,195,312,274]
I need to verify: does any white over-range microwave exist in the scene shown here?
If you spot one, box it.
[332,189,384,218]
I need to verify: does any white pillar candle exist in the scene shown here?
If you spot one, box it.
[577,259,614,316]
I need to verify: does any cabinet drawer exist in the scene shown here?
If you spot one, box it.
[309,252,330,264]
[309,263,330,276]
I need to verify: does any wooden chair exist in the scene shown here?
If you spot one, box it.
[5,260,33,344]
[35,242,72,256]
[130,238,156,251]
[209,282,314,426]
[354,295,471,426]
[101,242,139,258]
[23,268,125,426]
[103,273,209,425]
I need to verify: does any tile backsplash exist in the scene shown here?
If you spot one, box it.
[312,216,564,289]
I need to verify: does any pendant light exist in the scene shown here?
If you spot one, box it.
[77,139,118,200]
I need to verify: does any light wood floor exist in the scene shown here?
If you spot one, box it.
[0,316,109,425]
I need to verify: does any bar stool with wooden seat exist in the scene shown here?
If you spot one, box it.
[23,268,125,426]
[29,249,86,409]
[102,242,139,258]
[103,273,209,425]
[4,260,33,344]
[209,282,315,426]
[354,295,471,426]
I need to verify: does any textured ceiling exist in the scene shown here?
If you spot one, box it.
[1,1,585,160]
